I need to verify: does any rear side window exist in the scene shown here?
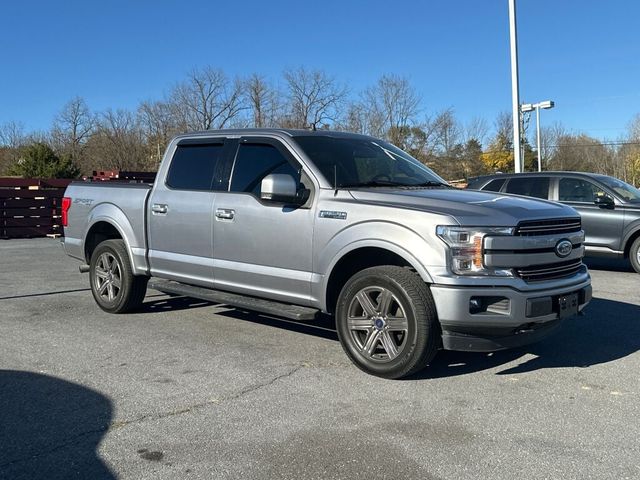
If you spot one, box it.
[230,143,298,195]
[483,178,506,192]
[166,143,223,190]
[505,177,550,199]
[558,178,603,202]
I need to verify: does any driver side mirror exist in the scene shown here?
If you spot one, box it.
[260,174,308,204]
[594,194,614,209]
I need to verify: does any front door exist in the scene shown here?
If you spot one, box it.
[212,137,315,305]
[556,176,624,252]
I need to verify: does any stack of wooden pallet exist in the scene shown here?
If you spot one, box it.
[0,178,72,239]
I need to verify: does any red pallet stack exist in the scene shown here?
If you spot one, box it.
[0,178,72,239]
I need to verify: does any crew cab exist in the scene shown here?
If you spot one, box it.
[62,129,592,378]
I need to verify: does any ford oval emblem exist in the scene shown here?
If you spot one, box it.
[555,239,573,258]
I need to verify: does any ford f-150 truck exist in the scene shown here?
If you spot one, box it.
[62,129,592,378]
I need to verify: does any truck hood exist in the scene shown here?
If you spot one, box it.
[348,187,577,226]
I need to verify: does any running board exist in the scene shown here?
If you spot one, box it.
[148,280,319,321]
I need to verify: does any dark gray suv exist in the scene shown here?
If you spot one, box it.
[467,172,640,273]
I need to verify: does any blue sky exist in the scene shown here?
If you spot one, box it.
[2,0,639,140]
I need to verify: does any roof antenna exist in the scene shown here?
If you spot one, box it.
[334,164,338,196]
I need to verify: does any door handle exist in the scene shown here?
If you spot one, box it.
[151,203,168,214]
[215,208,235,220]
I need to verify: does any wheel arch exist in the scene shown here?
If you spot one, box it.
[81,201,146,274]
[323,242,432,315]
[623,225,640,259]
[83,219,139,275]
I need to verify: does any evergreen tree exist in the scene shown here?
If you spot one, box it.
[8,142,80,178]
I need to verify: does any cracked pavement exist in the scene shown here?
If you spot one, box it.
[1,238,639,479]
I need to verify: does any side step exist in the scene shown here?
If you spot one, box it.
[148,279,319,321]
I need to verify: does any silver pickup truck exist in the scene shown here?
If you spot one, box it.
[62,129,592,378]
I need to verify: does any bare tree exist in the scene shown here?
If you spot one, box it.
[245,74,282,128]
[283,67,347,130]
[0,121,26,174]
[548,134,613,173]
[169,67,245,130]
[464,116,489,146]
[85,109,148,172]
[138,100,181,166]
[51,97,95,157]
[0,121,26,147]
[430,108,462,155]
[539,121,566,169]
[492,111,514,149]
[361,74,421,144]
[618,114,640,184]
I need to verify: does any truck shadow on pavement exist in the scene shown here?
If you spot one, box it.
[138,294,217,313]
[583,257,634,272]
[202,297,639,379]
[0,370,114,480]
[413,296,640,379]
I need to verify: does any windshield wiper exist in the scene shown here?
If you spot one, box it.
[406,180,451,188]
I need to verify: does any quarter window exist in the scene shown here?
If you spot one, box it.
[230,143,299,195]
[505,177,550,199]
[483,178,506,192]
[166,143,223,190]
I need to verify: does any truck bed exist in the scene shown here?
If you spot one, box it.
[63,181,152,273]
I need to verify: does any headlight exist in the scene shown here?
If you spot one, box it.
[436,226,515,276]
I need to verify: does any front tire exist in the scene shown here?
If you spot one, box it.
[630,237,640,274]
[89,239,148,313]
[335,266,440,379]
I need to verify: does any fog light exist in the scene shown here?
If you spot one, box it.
[469,297,483,314]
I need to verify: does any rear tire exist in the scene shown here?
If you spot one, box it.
[630,237,640,274]
[335,266,440,379]
[89,239,148,313]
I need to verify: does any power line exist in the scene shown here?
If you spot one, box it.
[549,141,640,147]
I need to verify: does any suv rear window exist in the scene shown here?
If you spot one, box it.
[166,143,223,190]
[505,177,550,199]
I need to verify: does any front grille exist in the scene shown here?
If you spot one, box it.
[515,218,582,236]
[516,259,583,282]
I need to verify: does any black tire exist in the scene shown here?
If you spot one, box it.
[89,239,148,313]
[335,266,440,379]
[630,237,640,274]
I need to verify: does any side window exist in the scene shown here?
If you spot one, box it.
[558,178,602,202]
[483,178,506,192]
[505,177,550,199]
[166,143,223,191]
[230,143,299,195]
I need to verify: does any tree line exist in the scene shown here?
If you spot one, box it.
[1,66,639,185]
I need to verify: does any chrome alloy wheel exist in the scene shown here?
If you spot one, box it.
[93,252,122,302]
[346,286,409,362]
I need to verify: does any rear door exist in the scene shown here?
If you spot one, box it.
[147,138,228,287]
[503,176,551,200]
[211,137,316,305]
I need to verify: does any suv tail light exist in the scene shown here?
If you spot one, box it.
[61,197,72,227]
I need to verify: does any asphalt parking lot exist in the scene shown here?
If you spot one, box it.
[1,238,639,480]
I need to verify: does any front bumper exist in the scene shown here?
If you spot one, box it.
[430,273,592,352]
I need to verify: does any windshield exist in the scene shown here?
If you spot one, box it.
[596,175,640,202]
[293,135,448,188]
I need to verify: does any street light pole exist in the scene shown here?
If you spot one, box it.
[535,104,542,172]
[522,101,554,172]
[508,0,522,173]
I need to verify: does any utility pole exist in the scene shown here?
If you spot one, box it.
[508,0,522,173]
